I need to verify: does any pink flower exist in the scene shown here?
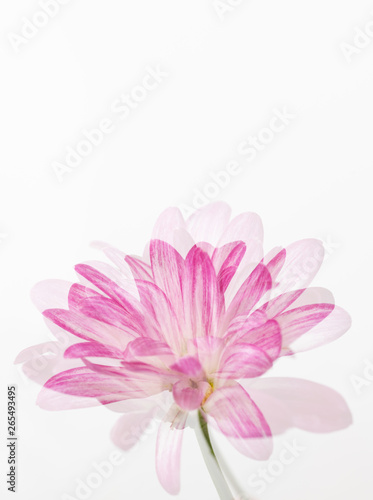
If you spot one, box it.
[16,203,351,495]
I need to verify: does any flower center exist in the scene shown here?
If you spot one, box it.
[201,384,213,406]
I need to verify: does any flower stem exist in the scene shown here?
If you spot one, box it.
[196,411,235,500]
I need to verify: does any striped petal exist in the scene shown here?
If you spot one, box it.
[156,406,188,495]
[183,246,223,338]
[203,382,272,459]
[216,343,273,379]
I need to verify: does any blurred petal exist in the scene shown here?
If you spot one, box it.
[125,255,153,281]
[203,383,272,459]
[275,239,324,293]
[38,367,132,408]
[276,303,335,350]
[186,202,231,246]
[289,306,351,353]
[43,309,134,350]
[243,377,353,434]
[213,241,246,293]
[111,404,158,451]
[64,342,123,359]
[225,263,272,326]
[172,379,209,411]
[170,356,204,377]
[216,343,273,379]
[150,240,184,317]
[156,406,187,495]
[226,319,282,361]
[31,279,71,312]
[219,211,263,246]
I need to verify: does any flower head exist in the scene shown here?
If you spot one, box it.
[16,203,351,494]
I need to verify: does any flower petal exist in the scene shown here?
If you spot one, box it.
[125,255,153,281]
[156,406,188,495]
[213,241,246,293]
[37,367,132,408]
[183,246,223,338]
[152,207,186,244]
[203,382,272,459]
[135,280,182,349]
[43,309,134,350]
[224,263,272,327]
[172,379,209,411]
[216,343,273,379]
[289,306,351,353]
[124,338,175,364]
[64,342,123,359]
[170,356,204,377]
[226,319,282,361]
[31,279,71,312]
[75,264,143,320]
[111,402,159,450]
[218,211,263,246]
[68,283,102,311]
[275,239,324,293]
[243,377,352,435]
[149,240,184,317]
[186,202,231,246]
[276,303,335,351]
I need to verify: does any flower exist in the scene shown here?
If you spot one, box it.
[16,203,351,495]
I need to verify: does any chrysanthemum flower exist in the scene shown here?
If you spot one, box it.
[16,203,351,497]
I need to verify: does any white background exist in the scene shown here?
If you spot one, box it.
[1,1,373,499]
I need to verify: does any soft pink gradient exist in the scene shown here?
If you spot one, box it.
[16,203,352,495]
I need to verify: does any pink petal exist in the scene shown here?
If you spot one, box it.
[172,228,195,258]
[289,306,351,353]
[37,367,132,408]
[68,283,102,311]
[223,239,264,307]
[125,255,153,281]
[226,310,268,337]
[218,211,263,246]
[111,405,158,451]
[226,319,282,360]
[75,264,144,321]
[203,382,272,459]
[243,377,352,435]
[216,343,273,379]
[43,309,134,350]
[276,303,335,349]
[172,379,209,411]
[258,289,305,317]
[79,260,138,296]
[82,359,172,398]
[224,263,272,327]
[275,239,324,293]
[101,245,133,277]
[74,295,148,339]
[187,337,225,376]
[149,240,184,316]
[186,202,231,246]
[170,356,204,377]
[152,207,186,244]
[15,341,81,386]
[124,337,175,363]
[213,241,246,293]
[156,406,188,495]
[135,280,182,349]
[31,279,72,312]
[183,246,223,338]
[64,342,123,359]
[265,248,286,283]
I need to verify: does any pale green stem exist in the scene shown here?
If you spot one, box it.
[196,411,235,500]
